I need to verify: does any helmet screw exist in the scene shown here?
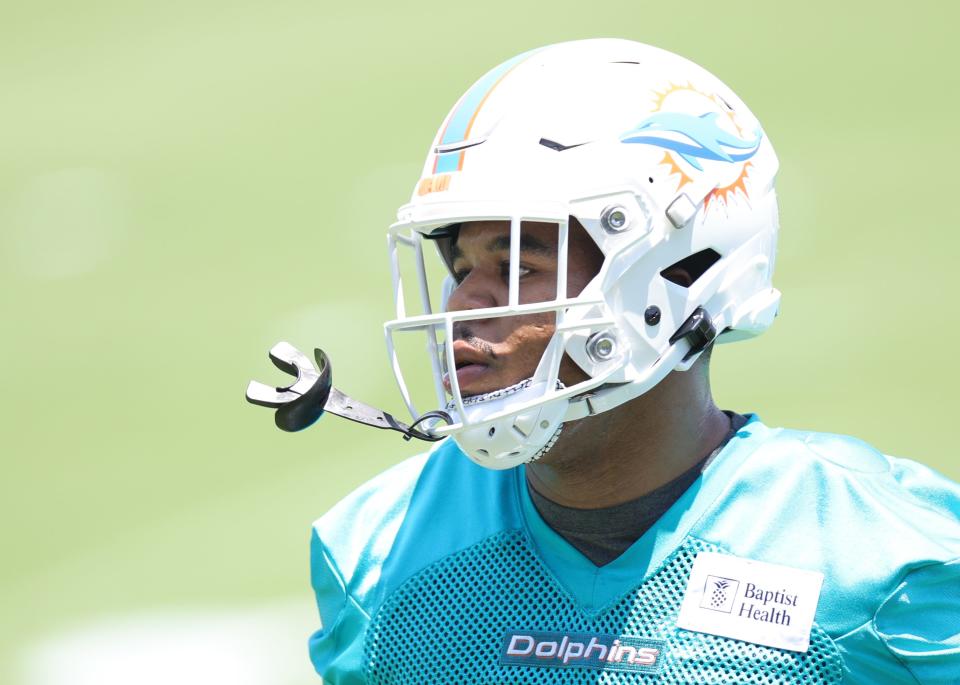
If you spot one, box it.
[586,332,617,362]
[644,306,661,326]
[600,205,629,232]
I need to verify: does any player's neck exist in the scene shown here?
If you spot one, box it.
[524,360,730,509]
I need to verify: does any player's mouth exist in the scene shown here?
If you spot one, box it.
[443,340,494,396]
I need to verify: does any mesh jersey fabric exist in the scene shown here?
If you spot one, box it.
[308,417,960,684]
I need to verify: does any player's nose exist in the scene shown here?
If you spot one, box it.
[445,269,502,312]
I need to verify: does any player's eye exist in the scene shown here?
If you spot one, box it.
[500,262,532,281]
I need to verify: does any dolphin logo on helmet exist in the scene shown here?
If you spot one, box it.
[621,111,763,171]
[247,39,782,471]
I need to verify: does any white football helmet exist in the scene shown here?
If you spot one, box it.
[384,39,780,470]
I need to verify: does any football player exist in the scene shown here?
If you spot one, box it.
[304,39,960,683]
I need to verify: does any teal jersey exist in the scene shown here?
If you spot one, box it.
[308,417,960,684]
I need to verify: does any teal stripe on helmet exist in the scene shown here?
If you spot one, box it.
[434,48,541,173]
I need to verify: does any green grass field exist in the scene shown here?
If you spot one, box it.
[2,2,958,682]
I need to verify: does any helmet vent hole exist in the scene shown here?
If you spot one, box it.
[475,449,489,457]
[661,248,722,287]
[488,427,496,437]
[538,137,587,152]
[648,177,654,183]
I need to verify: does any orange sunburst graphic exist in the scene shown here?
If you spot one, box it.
[644,82,755,215]
[659,151,692,191]
[650,83,744,136]
[704,161,753,211]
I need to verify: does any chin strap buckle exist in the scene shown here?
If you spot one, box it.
[246,342,449,441]
[669,306,718,361]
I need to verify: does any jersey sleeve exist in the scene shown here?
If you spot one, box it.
[873,558,960,685]
[308,527,370,684]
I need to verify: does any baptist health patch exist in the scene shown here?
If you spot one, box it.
[500,630,664,674]
[677,552,824,652]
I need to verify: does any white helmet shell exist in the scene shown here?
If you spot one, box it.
[384,39,780,468]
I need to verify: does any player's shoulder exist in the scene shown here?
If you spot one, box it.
[700,419,960,643]
[745,419,885,468]
[747,420,960,520]
[721,418,960,565]
[313,444,434,542]
[749,425,960,680]
[311,437,523,601]
[314,438,515,534]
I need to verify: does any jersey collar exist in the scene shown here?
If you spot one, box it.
[514,414,772,613]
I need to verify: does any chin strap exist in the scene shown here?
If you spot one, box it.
[531,423,563,462]
[246,342,450,441]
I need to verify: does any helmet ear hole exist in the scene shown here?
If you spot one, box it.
[660,248,722,287]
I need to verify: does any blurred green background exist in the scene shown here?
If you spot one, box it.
[2,1,957,682]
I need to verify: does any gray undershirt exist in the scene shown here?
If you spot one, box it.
[527,411,748,567]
